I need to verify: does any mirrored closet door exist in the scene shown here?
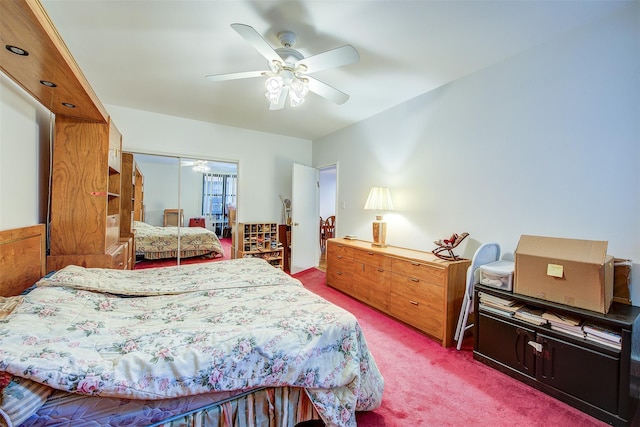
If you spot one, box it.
[127,152,237,267]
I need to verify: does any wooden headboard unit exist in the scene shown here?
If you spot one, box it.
[0,224,46,297]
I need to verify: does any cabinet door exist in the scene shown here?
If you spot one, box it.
[536,333,619,414]
[355,249,391,311]
[357,263,390,311]
[477,312,536,376]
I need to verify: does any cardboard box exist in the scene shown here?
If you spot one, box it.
[613,258,632,305]
[514,235,614,314]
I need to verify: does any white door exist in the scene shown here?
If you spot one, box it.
[291,163,319,274]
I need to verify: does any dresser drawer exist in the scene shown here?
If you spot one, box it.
[327,241,355,258]
[108,243,127,270]
[391,272,444,307]
[355,249,392,269]
[392,258,445,284]
[390,272,444,337]
[327,259,359,295]
[328,249,356,271]
[389,293,444,338]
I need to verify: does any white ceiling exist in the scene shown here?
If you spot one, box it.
[41,0,630,141]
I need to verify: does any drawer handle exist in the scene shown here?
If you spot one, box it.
[337,255,343,259]
[410,300,419,306]
[377,268,384,272]
[410,277,419,282]
[367,252,374,255]
[411,262,420,266]
[336,272,343,276]
[528,341,543,353]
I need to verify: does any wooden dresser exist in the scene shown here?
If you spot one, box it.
[326,238,470,347]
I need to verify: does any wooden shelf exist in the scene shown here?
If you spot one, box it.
[237,222,283,269]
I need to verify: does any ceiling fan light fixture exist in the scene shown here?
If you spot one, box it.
[206,24,359,109]
[265,75,284,103]
[289,77,309,107]
[265,71,309,107]
[264,66,309,107]
[192,160,210,173]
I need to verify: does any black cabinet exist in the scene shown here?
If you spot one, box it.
[474,284,640,426]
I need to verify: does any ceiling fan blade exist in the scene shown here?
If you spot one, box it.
[307,77,349,105]
[205,70,265,82]
[298,45,359,73]
[231,23,282,65]
[269,87,288,110]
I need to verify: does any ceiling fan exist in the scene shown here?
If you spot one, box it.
[206,23,359,110]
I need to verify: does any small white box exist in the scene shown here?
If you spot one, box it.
[479,260,515,291]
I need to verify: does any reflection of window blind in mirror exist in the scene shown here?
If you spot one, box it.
[202,173,237,236]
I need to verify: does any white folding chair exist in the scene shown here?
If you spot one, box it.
[454,242,501,350]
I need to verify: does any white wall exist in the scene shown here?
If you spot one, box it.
[0,74,51,230]
[106,105,312,225]
[135,158,180,226]
[313,4,640,303]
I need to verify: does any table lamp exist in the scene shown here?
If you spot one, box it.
[363,186,394,247]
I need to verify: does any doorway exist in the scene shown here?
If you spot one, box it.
[318,164,337,271]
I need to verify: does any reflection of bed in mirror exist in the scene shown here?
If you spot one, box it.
[133,221,224,260]
[0,224,383,427]
[130,153,238,244]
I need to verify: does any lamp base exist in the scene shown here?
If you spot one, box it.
[371,216,387,248]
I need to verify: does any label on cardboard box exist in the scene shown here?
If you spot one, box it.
[546,263,564,278]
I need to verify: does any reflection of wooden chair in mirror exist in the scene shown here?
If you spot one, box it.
[164,209,184,227]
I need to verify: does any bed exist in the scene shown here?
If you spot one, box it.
[133,221,225,260]
[0,225,383,427]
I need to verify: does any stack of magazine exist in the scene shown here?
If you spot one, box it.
[542,311,583,339]
[478,292,523,317]
[582,323,622,350]
[513,306,547,325]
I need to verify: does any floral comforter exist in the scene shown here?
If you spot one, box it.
[0,258,383,427]
[133,221,224,259]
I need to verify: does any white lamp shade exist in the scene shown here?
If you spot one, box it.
[364,187,394,211]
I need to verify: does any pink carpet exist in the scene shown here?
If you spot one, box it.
[292,267,610,427]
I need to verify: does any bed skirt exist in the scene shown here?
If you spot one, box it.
[18,386,321,427]
[152,387,321,427]
[138,249,216,260]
